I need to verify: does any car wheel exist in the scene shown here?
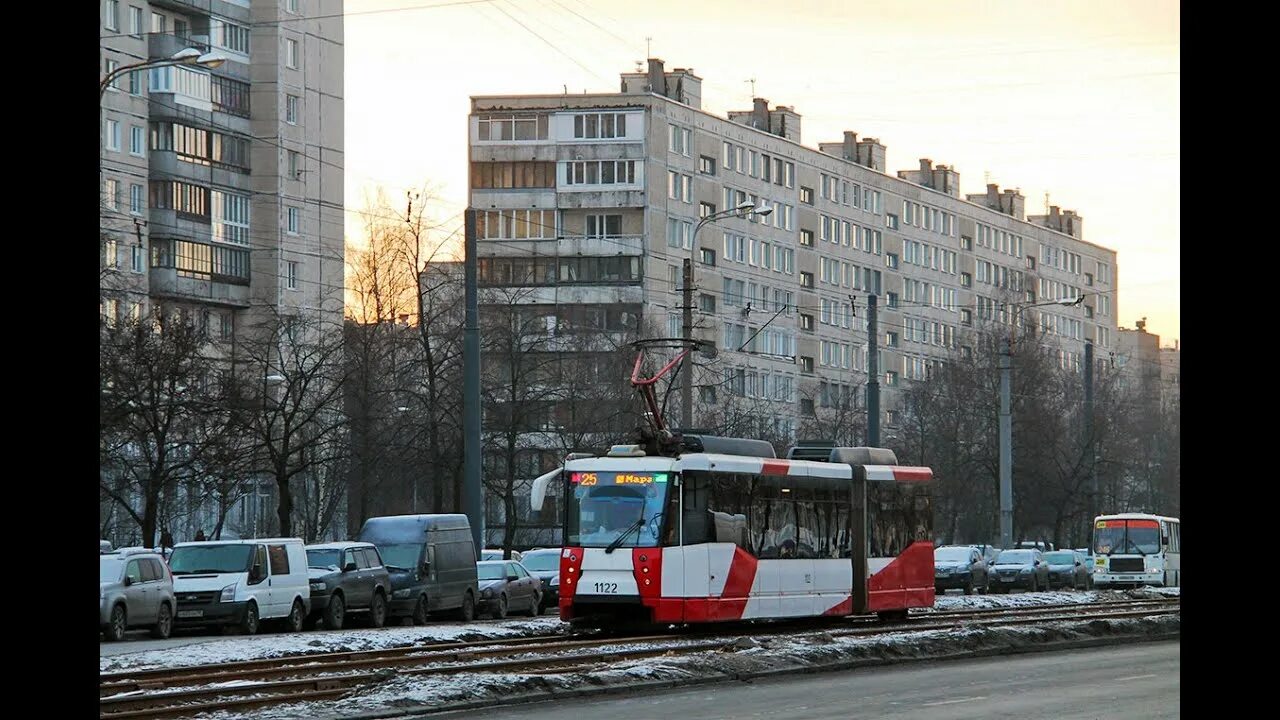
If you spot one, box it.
[284,600,305,633]
[525,591,541,617]
[458,591,476,622]
[494,593,508,620]
[105,604,127,642]
[150,603,173,639]
[325,594,345,630]
[369,592,388,628]
[240,601,259,636]
[412,595,429,626]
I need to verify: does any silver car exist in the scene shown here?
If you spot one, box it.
[100,550,176,641]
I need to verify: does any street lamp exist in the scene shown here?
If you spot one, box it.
[680,201,773,430]
[100,48,227,99]
[998,295,1084,549]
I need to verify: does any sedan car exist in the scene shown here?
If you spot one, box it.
[934,545,989,595]
[304,542,392,630]
[476,560,541,619]
[1044,550,1091,590]
[518,547,562,612]
[988,549,1050,593]
[100,550,176,641]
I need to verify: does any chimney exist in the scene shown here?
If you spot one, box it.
[919,158,933,173]
[753,97,769,130]
[842,131,857,161]
[647,58,665,95]
[856,138,886,171]
[1136,317,1147,332]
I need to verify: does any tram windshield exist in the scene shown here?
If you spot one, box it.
[1093,519,1161,556]
[566,470,671,548]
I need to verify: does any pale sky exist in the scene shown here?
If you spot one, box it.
[343,0,1179,343]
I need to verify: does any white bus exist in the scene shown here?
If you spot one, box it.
[1091,513,1180,588]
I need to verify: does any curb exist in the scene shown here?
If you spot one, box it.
[329,624,1179,720]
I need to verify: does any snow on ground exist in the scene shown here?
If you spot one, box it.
[99,617,567,673]
[927,586,1177,611]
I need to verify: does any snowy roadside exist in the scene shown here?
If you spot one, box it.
[99,617,567,673]
[266,611,1180,720]
[927,586,1179,611]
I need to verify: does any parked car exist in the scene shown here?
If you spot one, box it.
[100,549,176,641]
[988,549,1050,593]
[1015,540,1055,552]
[1074,548,1097,583]
[168,539,310,635]
[1044,550,1091,590]
[481,548,523,563]
[518,547,562,612]
[358,514,479,623]
[476,560,542,619]
[968,544,1001,566]
[100,540,113,554]
[304,542,392,629]
[934,545,989,595]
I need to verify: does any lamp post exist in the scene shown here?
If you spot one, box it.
[680,201,773,430]
[998,295,1083,549]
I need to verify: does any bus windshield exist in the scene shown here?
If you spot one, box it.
[1094,519,1161,556]
[566,470,671,548]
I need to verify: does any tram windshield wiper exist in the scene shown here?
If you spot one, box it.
[605,514,645,554]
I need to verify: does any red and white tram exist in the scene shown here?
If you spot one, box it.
[530,439,934,627]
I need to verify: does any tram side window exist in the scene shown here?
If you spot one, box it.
[867,481,932,557]
[1169,522,1180,552]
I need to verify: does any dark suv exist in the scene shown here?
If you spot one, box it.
[304,542,392,629]
[988,549,1050,593]
[517,548,561,612]
[934,545,989,595]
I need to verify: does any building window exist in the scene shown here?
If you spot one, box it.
[288,150,301,179]
[700,248,716,266]
[800,313,814,331]
[103,178,119,210]
[286,261,299,290]
[1085,272,1094,286]
[667,171,692,202]
[885,371,899,387]
[150,11,165,32]
[129,184,143,214]
[666,217,692,249]
[960,272,971,287]
[887,331,899,348]
[472,162,557,189]
[214,19,251,54]
[129,126,144,156]
[961,309,972,326]
[212,76,251,117]
[699,202,716,219]
[128,5,142,35]
[131,245,145,273]
[800,271,814,289]
[287,207,300,234]
[285,38,299,68]
[886,292,898,308]
[885,253,899,269]
[104,0,119,30]
[800,186,814,205]
[564,160,638,186]
[801,356,814,374]
[288,0,300,12]
[699,155,716,175]
[886,213,899,230]
[477,113,549,141]
[103,239,119,269]
[584,213,621,238]
[699,294,716,313]
[285,95,299,125]
[104,118,120,151]
[800,229,814,247]
[220,313,234,340]
[572,112,627,139]
[668,124,691,156]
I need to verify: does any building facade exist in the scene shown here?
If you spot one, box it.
[100,0,344,544]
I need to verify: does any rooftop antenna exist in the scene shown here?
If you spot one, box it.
[1044,192,1051,214]
[646,36,652,57]
[748,77,757,97]
[983,170,991,185]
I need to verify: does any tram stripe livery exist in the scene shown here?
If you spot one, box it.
[531,442,935,627]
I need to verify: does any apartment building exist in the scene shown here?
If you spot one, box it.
[99,0,344,543]
[467,58,1118,462]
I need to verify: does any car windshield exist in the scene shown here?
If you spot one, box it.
[169,544,253,575]
[521,552,559,571]
[100,557,124,582]
[375,543,421,570]
[481,550,502,561]
[935,548,972,562]
[567,470,671,548]
[1044,552,1075,564]
[307,549,342,569]
[995,550,1035,564]
[1094,520,1161,556]
[477,561,506,581]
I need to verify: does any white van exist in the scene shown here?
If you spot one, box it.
[168,539,311,635]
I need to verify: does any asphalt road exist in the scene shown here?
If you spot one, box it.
[439,640,1179,720]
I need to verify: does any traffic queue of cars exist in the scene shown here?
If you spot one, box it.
[934,545,1094,595]
[100,514,564,641]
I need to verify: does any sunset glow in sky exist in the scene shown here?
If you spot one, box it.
[343,0,1179,343]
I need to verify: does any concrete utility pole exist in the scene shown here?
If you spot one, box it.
[999,335,1013,548]
[1085,340,1096,524]
[865,294,879,446]
[463,210,484,557]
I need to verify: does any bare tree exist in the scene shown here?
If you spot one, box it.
[235,310,348,539]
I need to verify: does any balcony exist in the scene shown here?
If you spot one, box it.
[149,267,250,309]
